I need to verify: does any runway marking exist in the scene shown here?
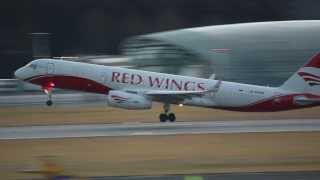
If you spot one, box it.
[131,132,154,135]
[0,119,320,140]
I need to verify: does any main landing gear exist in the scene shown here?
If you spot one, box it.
[159,103,176,122]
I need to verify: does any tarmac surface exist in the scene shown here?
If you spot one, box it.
[90,171,320,180]
[1,119,320,140]
[0,92,107,107]
[2,93,320,180]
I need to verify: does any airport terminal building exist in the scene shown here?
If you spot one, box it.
[122,21,320,86]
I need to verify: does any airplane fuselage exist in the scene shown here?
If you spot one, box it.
[16,59,313,112]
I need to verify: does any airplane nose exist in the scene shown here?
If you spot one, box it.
[14,68,23,80]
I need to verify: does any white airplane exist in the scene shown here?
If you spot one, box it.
[14,52,320,122]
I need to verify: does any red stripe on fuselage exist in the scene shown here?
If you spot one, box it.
[219,93,320,112]
[27,75,110,94]
[24,75,320,112]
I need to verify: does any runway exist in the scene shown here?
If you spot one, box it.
[1,119,320,140]
[0,92,107,107]
[92,171,320,180]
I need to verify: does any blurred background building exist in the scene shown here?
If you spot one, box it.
[122,21,320,86]
[1,0,320,91]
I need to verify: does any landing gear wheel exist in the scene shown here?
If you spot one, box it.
[159,113,167,122]
[159,103,177,122]
[43,86,54,107]
[46,100,53,106]
[168,113,176,122]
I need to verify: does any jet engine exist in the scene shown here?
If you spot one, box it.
[107,90,152,110]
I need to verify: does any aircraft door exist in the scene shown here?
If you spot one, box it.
[100,72,107,84]
[47,63,55,74]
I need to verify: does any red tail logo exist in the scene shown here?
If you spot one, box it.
[298,72,320,86]
[304,53,320,68]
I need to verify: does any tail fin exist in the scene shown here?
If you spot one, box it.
[280,52,320,95]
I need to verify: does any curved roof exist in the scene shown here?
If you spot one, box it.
[123,21,320,86]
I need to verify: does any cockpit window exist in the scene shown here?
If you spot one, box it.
[30,63,37,69]
[26,62,37,70]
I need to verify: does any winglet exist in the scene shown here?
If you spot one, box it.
[207,80,222,93]
[209,74,216,80]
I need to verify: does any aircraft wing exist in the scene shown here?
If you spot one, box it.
[142,80,222,103]
[145,80,221,95]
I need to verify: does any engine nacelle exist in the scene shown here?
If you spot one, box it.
[107,90,152,110]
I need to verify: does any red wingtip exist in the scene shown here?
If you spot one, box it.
[304,52,320,68]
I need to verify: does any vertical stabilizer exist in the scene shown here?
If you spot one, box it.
[281,52,320,95]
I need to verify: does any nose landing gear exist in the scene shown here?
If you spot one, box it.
[159,103,176,122]
[44,89,53,106]
[46,99,53,106]
[43,82,55,106]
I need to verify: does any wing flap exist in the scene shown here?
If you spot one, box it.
[143,80,222,103]
[123,80,222,103]
[145,90,205,95]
